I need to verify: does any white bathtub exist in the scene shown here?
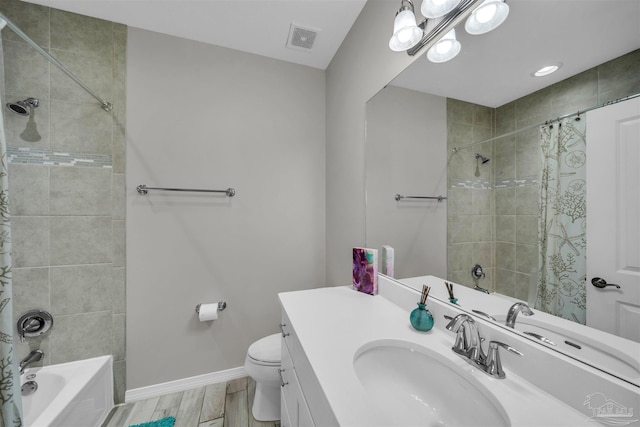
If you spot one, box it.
[21,355,114,427]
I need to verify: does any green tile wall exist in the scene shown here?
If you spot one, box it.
[0,0,127,403]
[447,49,640,300]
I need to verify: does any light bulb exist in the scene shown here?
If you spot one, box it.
[465,0,509,35]
[389,6,423,51]
[435,40,454,54]
[475,2,496,23]
[421,0,462,19]
[426,29,461,63]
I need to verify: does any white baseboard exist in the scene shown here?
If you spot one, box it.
[125,366,247,402]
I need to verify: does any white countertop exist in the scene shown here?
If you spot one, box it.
[279,283,591,426]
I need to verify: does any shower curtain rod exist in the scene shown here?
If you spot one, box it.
[0,12,113,112]
[452,92,640,154]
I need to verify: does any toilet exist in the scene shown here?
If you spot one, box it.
[244,333,282,421]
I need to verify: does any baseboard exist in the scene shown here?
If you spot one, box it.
[125,366,247,402]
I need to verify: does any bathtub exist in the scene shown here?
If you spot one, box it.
[21,355,114,427]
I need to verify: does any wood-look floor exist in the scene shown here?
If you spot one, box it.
[102,377,279,427]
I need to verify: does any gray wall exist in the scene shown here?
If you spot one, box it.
[365,86,447,279]
[325,0,420,285]
[0,0,127,402]
[126,28,326,389]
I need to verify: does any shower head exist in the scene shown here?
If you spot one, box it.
[6,98,39,116]
[475,153,490,164]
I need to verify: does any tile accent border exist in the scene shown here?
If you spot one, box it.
[8,146,112,168]
[451,176,538,189]
[124,366,247,403]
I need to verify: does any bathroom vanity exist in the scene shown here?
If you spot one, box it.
[278,275,640,426]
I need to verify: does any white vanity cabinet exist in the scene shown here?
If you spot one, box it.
[280,313,314,427]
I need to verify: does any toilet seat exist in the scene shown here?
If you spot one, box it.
[247,333,281,365]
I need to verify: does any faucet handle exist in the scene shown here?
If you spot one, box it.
[483,341,523,379]
[489,341,523,356]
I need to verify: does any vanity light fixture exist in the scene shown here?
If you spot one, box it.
[533,63,562,77]
[389,0,423,52]
[389,0,510,63]
[464,0,509,35]
[426,29,461,62]
[421,0,463,19]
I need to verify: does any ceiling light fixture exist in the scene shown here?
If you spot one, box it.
[426,29,461,62]
[465,0,509,35]
[389,0,423,52]
[421,0,463,19]
[533,63,562,77]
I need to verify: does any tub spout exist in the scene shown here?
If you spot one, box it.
[20,349,44,374]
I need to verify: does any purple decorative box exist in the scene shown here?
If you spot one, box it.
[352,247,378,295]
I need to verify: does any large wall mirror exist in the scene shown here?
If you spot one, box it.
[365,0,640,384]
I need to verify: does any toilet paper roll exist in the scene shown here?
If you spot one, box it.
[198,303,219,322]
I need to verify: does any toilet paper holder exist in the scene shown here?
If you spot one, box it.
[195,301,227,314]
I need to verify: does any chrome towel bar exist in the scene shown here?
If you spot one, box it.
[137,184,235,197]
[395,194,447,202]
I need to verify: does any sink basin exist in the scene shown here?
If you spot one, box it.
[353,339,510,427]
[493,315,640,384]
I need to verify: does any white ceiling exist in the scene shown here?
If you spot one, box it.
[22,0,368,70]
[392,0,640,107]
[22,0,640,106]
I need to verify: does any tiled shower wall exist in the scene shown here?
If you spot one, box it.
[0,0,126,402]
[446,100,495,288]
[447,49,640,300]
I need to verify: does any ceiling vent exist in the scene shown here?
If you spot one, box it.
[286,24,319,52]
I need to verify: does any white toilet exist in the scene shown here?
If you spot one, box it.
[244,333,282,421]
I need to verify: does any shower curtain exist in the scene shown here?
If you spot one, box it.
[0,33,23,427]
[536,118,587,324]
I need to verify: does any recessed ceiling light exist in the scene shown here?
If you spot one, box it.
[533,63,562,77]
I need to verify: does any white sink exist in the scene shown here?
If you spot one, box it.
[353,339,510,427]
[493,315,640,384]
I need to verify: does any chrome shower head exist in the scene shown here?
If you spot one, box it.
[6,98,39,116]
[475,153,490,164]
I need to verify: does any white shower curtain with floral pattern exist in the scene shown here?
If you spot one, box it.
[536,118,587,324]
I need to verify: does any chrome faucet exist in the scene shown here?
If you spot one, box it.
[445,314,485,363]
[446,314,523,378]
[20,349,44,374]
[505,302,534,328]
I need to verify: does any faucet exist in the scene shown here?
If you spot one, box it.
[505,302,534,328]
[446,314,523,378]
[445,314,485,363]
[20,349,44,374]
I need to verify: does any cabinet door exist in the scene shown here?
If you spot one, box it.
[280,388,293,427]
[297,391,314,427]
[280,337,315,427]
[280,340,297,424]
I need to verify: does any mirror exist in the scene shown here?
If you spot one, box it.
[365,0,640,384]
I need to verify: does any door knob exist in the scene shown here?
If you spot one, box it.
[591,277,621,289]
